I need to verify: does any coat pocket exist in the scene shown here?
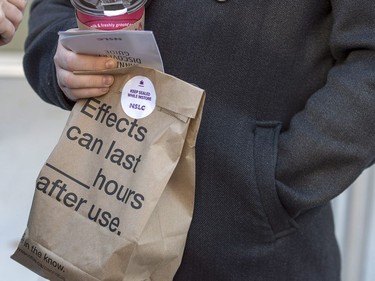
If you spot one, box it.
[254,121,297,239]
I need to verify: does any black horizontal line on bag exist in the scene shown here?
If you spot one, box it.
[45,163,91,190]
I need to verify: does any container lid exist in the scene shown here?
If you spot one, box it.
[71,0,147,16]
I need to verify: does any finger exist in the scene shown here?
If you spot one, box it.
[56,65,115,89]
[62,86,112,102]
[56,67,114,101]
[55,41,117,72]
[8,0,27,12]
[0,12,15,45]
[0,35,12,46]
[1,0,24,28]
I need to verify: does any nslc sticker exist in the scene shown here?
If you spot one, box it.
[121,76,156,119]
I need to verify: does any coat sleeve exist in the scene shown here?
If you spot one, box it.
[276,0,375,218]
[23,0,78,110]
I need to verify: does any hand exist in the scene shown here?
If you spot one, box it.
[54,34,117,102]
[0,0,27,46]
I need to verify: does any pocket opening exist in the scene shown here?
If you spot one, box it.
[254,121,297,238]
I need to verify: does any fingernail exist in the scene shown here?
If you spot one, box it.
[103,75,114,86]
[105,59,116,69]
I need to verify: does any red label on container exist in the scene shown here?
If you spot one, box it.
[76,7,145,30]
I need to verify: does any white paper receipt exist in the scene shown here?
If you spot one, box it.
[121,76,156,119]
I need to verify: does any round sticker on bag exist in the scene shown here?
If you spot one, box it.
[121,76,156,119]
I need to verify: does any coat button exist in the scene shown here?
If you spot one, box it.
[216,0,227,2]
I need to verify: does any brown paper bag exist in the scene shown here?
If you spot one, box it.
[12,66,205,281]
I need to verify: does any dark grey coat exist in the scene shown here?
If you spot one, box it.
[24,0,375,280]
